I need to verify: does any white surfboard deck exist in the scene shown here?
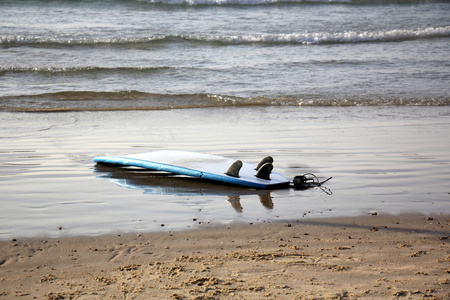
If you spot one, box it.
[93,150,290,189]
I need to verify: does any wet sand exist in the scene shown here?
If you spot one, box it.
[2,108,450,239]
[1,214,449,299]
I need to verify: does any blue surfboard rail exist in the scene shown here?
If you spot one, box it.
[94,156,203,178]
[93,154,290,189]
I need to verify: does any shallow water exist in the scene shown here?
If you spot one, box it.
[1,106,449,239]
[1,0,449,110]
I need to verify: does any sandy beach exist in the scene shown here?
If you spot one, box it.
[1,214,448,299]
[2,1,449,299]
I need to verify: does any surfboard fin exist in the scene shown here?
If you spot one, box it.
[255,156,274,170]
[255,162,273,180]
[225,160,243,178]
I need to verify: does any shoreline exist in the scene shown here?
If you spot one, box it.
[1,214,449,299]
[1,107,449,240]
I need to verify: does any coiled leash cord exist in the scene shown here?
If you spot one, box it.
[292,173,333,194]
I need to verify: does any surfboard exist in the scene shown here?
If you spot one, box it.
[94,163,272,196]
[93,150,291,189]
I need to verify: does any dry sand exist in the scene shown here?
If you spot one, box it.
[1,214,449,299]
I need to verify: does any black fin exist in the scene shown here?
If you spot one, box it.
[255,156,274,170]
[225,160,243,178]
[227,195,243,213]
[255,162,273,180]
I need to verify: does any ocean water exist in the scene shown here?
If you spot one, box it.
[0,0,449,239]
[1,0,449,110]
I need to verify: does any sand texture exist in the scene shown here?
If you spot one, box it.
[1,214,449,299]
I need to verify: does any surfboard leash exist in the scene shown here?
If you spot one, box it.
[291,173,333,194]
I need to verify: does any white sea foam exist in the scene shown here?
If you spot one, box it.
[2,26,449,48]
[140,0,354,5]
[192,26,450,44]
[138,0,450,5]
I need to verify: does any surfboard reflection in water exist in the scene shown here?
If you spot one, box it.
[94,164,274,213]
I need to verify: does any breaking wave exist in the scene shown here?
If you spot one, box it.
[1,91,448,112]
[0,66,172,76]
[2,26,449,49]
[136,0,449,6]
